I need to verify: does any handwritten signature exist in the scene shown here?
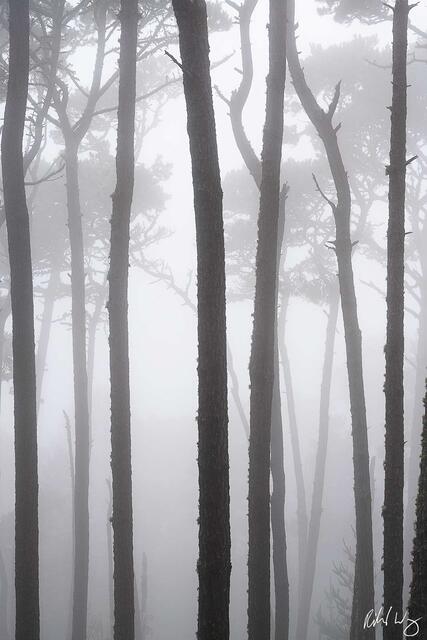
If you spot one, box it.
[363,607,422,637]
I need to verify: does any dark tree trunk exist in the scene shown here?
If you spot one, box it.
[36,266,61,415]
[287,3,375,637]
[270,191,289,640]
[247,1,287,637]
[228,7,296,629]
[383,2,409,636]
[171,2,231,638]
[408,382,427,638]
[295,286,340,640]
[1,1,40,638]
[65,141,91,640]
[108,0,138,638]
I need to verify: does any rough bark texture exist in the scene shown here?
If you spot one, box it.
[247,1,287,638]
[171,2,231,638]
[227,7,298,630]
[108,1,138,638]
[408,382,427,638]
[295,286,340,640]
[383,2,409,637]
[270,193,289,640]
[2,1,40,638]
[287,3,375,638]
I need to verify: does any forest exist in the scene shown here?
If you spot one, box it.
[0,0,426,639]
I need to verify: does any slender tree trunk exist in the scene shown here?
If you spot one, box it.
[248,2,287,637]
[64,411,75,640]
[2,2,39,638]
[383,2,409,636]
[287,4,375,637]
[171,2,230,638]
[87,281,107,419]
[108,1,138,638]
[408,382,427,638]
[65,140,91,640]
[295,286,340,640]
[36,266,61,415]
[270,192,289,640]
[278,291,308,595]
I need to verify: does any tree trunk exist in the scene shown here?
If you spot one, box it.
[65,140,91,640]
[278,291,308,596]
[383,2,409,636]
[171,2,231,638]
[248,1,287,637]
[286,4,375,638]
[295,285,340,640]
[108,0,138,638]
[2,1,40,638]
[408,382,427,638]
[36,266,61,415]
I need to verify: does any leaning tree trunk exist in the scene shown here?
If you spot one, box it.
[171,2,231,639]
[2,1,40,638]
[383,1,409,636]
[286,3,375,638]
[65,140,91,640]
[108,0,138,638]
[408,382,427,638]
[295,285,340,640]
[248,1,287,638]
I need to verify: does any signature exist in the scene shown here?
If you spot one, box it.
[363,607,422,637]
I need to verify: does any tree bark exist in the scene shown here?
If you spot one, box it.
[2,1,40,638]
[286,3,375,638]
[108,0,138,638]
[383,2,409,636]
[408,382,427,638]
[295,285,340,640]
[247,1,287,637]
[65,140,91,640]
[171,2,231,638]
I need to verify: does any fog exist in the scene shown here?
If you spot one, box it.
[0,1,426,639]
